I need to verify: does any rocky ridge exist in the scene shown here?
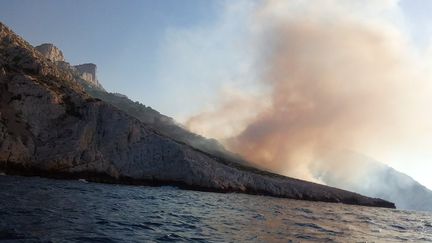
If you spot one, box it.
[33,44,247,164]
[0,22,395,208]
[34,43,65,62]
[85,88,250,168]
[74,63,102,89]
[35,43,104,91]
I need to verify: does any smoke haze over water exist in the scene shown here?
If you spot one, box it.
[185,1,432,187]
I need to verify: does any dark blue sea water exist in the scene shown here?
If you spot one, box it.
[0,175,431,242]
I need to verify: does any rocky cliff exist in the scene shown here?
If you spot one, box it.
[35,43,104,91]
[85,88,250,168]
[0,22,395,208]
[74,63,103,90]
[34,43,65,62]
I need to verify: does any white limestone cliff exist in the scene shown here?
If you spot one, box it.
[34,43,65,62]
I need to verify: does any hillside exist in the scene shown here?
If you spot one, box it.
[85,88,249,166]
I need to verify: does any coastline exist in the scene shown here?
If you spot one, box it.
[0,162,396,209]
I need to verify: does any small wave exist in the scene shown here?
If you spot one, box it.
[371,228,382,233]
[357,215,373,221]
[142,221,163,227]
[294,207,313,214]
[295,234,333,242]
[156,233,186,241]
[112,221,156,231]
[295,223,343,235]
[390,224,407,231]
[393,236,409,241]
[296,222,323,230]
[253,214,266,221]
[71,236,118,242]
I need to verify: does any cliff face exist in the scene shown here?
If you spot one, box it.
[74,63,103,90]
[34,43,65,62]
[74,63,96,81]
[85,88,249,168]
[35,43,104,91]
[0,22,395,208]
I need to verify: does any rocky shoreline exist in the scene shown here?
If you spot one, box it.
[0,163,395,209]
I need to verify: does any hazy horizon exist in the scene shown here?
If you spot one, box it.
[2,0,432,191]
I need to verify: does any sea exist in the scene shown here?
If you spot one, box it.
[0,175,431,242]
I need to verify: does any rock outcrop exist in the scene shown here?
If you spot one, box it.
[34,43,65,62]
[0,22,395,209]
[35,43,104,91]
[74,63,103,89]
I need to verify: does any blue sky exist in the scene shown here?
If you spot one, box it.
[400,0,432,48]
[1,0,432,189]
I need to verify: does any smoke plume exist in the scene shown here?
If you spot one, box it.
[186,0,432,183]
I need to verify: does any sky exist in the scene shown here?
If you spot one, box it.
[1,0,432,189]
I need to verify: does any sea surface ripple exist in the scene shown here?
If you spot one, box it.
[0,175,431,242]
